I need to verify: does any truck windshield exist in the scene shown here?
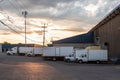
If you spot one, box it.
[69,54,74,57]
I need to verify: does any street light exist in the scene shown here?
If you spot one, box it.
[22,11,28,47]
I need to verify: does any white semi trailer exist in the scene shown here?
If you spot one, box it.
[43,47,74,60]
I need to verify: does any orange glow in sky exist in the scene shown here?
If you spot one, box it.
[0,0,119,45]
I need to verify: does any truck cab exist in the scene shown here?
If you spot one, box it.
[26,50,34,57]
[76,52,88,63]
[64,54,76,62]
[65,46,108,63]
[6,47,17,55]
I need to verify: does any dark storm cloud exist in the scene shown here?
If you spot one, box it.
[1,0,120,22]
[25,0,120,24]
[24,0,74,8]
[0,0,120,33]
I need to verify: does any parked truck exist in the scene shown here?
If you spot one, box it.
[42,47,74,60]
[6,47,17,55]
[65,46,108,63]
[26,47,43,56]
[6,47,43,56]
[19,47,34,55]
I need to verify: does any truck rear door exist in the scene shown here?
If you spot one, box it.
[55,47,60,56]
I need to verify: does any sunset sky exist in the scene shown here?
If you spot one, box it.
[0,0,120,45]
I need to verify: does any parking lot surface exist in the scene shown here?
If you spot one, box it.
[0,53,120,80]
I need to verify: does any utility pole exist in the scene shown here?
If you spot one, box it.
[43,23,46,47]
[22,11,28,47]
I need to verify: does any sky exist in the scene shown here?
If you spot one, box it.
[0,0,120,45]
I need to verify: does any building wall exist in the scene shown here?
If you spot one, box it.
[94,14,120,59]
[2,44,35,52]
[53,43,94,49]
[0,44,2,53]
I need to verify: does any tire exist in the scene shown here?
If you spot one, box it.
[27,54,32,57]
[67,59,70,63]
[96,60,100,64]
[53,58,56,61]
[7,53,11,55]
[13,53,15,55]
[78,60,83,64]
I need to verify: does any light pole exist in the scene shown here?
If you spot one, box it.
[22,11,28,47]
[42,23,47,47]
[43,23,45,47]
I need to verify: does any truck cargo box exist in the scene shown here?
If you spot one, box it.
[43,47,74,60]
[34,48,43,55]
[88,50,108,61]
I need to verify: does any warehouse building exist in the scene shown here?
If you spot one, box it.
[89,4,120,59]
[0,44,2,53]
[52,5,120,60]
[52,32,94,49]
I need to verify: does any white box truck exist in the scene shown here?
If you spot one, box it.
[65,46,108,63]
[19,47,33,55]
[6,47,33,55]
[6,47,43,56]
[6,47,17,55]
[26,47,43,56]
[43,47,74,60]
[77,50,108,63]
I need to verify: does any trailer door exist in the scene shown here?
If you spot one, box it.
[55,47,60,56]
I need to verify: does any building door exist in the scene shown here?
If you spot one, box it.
[95,37,100,45]
[104,42,110,59]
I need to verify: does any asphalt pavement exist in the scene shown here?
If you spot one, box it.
[0,53,120,80]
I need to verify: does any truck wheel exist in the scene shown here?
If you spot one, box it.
[53,58,56,61]
[13,53,15,55]
[7,53,11,55]
[27,54,32,57]
[78,60,83,64]
[67,59,70,63]
[96,60,100,64]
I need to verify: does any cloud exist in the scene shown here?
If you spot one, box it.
[1,0,120,24]
[0,31,11,35]
[0,0,120,43]
[52,28,87,33]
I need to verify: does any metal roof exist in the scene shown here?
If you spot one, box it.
[2,44,16,49]
[53,32,94,44]
[2,44,35,48]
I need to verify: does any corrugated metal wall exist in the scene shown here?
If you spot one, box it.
[94,15,120,59]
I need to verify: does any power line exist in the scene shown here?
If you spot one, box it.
[0,20,20,34]
[0,0,3,3]
[0,3,24,31]
[15,0,25,9]
[8,0,22,14]
[16,0,28,11]
[0,1,42,44]
[0,9,42,43]
[0,20,42,43]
